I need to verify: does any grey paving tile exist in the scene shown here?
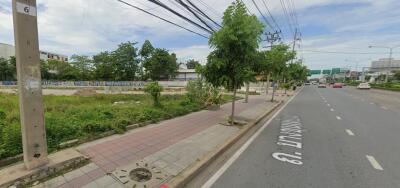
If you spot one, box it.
[63,169,85,182]
[80,163,99,174]
[163,164,183,176]
[44,176,67,188]
[153,159,169,169]
[81,181,99,188]
[94,175,116,187]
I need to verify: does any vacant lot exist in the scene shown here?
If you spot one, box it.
[0,93,233,160]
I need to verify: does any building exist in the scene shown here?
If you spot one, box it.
[0,43,15,59]
[370,58,400,72]
[175,69,198,81]
[0,43,68,61]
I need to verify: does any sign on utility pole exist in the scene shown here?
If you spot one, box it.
[12,0,48,169]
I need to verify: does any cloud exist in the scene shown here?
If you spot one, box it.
[0,0,399,71]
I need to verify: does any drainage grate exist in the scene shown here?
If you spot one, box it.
[111,160,170,188]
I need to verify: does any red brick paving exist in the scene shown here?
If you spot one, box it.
[66,97,266,187]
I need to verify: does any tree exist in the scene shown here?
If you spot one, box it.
[112,42,140,81]
[139,40,155,80]
[203,0,264,125]
[93,51,114,80]
[265,44,295,101]
[186,59,201,69]
[139,40,155,59]
[143,48,179,81]
[0,57,16,81]
[144,82,163,107]
[70,55,93,80]
[47,60,78,80]
[392,70,400,80]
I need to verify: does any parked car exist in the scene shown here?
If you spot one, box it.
[318,83,327,88]
[333,83,343,88]
[357,83,371,89]
[305,82,311,85]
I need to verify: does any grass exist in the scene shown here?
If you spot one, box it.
[370,83,400,91]
[0,93,236,160]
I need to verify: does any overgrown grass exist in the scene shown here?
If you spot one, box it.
[370,83,400,91]
[0,93,235,160]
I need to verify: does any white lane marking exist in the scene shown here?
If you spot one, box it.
[370,102,374,105]
[330,108,335,112]
[381,106,388,110]
[336,116,342,120]
[201,87,303,188]
[345,129,354,136]
[327,104,331,107]
[366,155,384,171]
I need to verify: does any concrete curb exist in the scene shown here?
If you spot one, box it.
[164,100,284,188]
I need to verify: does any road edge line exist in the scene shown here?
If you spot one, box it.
[164,88,303,188]
[200,86,302,188]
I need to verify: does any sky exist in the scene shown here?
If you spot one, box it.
[1,0,400,70]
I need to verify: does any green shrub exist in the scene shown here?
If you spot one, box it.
[144,82,163,107]
[0,93,209,160]
[0,124,22,158]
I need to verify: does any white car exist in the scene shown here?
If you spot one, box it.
[357,83,371,89]
[318,83,327,88]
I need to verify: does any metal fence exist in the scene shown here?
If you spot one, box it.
[0,81,188,88]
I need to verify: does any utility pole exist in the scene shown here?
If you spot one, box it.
[369,45,400,83]
[264,31,281,97]
[12,0,48,169]
[290,28,299,64]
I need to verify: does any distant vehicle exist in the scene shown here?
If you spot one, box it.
[333,83,343,88]
[318,83,327,88]
[357,83,371,89]
[311,81,317,85]
[305,82,311,85]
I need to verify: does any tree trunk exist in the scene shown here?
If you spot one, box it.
[271,82,275,102]
[231,85,237,126]
[244,82,249,103]
[284,78,287,94]
[266,73,270,95]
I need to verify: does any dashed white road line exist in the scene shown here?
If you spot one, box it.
[201,87,303,188]
[336,116,342,120]
[345,129,354,136]
[370,102,375,105]
[327,104,331,107]
[381,106,388,110]
[366,155,384,171]
[330,108,335,112]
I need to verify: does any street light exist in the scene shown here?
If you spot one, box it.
[368,45,400,82]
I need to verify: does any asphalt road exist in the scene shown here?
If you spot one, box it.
[204,86,400,188]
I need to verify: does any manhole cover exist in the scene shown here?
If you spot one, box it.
[130,168,152,182]
[111,160,171,188]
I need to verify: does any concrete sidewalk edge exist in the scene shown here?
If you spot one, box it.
[164,100,284,188]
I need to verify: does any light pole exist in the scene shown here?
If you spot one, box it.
[369,45,400,82]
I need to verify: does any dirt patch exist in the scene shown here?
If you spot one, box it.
[74,88,97,97]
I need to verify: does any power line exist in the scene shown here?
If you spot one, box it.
[116,0,209,38]
[195,0,221,18]
[250,0,274,29]
[300,50,392,55]
[175,0,216,32]
[148,0,213,34]
[260,0,282,32]
[279,0,294,36]
[184,0,221,28]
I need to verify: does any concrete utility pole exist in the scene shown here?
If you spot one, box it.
[265,31,281,96]
[290,28,300,64]
[12,0,48,169]
[369,45,400,83]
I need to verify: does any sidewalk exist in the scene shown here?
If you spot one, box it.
[28,92,288,188]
